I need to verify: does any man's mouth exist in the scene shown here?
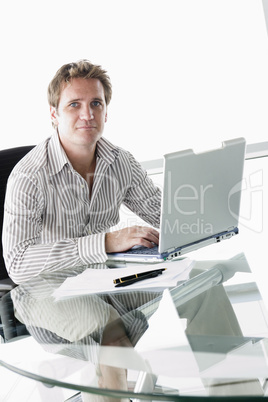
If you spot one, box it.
[77,125,96,129]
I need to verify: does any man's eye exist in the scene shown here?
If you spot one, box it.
[70,102,78,107]
[92,101,101,107]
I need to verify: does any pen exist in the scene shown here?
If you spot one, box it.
[113,268,166,284]
[114,270,164,288]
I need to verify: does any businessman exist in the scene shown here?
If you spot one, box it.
[3,59,161,283]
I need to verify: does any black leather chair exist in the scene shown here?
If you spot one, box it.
[0,145,34,340]
[0,291,29,341]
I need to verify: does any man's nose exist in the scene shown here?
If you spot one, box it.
[80,106,94,120]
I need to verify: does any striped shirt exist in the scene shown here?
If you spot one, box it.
[3,132,161,284]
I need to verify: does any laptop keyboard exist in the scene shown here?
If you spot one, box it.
[125,245,159,255]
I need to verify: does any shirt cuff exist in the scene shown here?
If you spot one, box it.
[77,232,108,264]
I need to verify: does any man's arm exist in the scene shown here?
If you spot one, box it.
[105,153,162,252]
[2,174,108,283]
[122,152,162,228]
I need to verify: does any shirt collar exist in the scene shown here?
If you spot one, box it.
[48,131,119,177]
[96,137,119,164]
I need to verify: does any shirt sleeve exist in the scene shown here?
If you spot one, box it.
[123,152,162,227]
[2,173,107,284]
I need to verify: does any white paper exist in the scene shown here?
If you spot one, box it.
[53,258,194,301]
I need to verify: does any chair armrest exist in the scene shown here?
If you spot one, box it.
[0,278,16,297]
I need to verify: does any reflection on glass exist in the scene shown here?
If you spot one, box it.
[2,257,268,399]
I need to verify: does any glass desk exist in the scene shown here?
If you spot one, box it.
[1,250,268,401]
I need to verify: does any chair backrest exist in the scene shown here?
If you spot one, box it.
[0,146,35,280]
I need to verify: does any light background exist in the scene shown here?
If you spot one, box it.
[1,3,268,396]
[1,0,268,161]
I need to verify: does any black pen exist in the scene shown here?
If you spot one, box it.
[114,269,165,288]
[113,268,166,285]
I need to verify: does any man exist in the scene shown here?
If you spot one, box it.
[3,60,161,284]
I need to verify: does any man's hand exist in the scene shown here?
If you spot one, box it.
[105,225,159,253]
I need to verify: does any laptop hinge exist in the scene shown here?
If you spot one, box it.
[167,247,176,253]
[227,226,235,231]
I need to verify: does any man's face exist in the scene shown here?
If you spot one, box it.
[50,77,107,150]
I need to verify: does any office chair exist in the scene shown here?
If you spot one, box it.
[0,145,34,340]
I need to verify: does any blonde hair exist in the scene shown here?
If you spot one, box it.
[47,59,112,109]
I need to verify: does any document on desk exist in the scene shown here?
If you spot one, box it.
[53,258,195,301]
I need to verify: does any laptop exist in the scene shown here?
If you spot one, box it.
[107,137,246,263]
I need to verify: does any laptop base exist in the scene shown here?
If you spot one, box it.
[107,228,238,264]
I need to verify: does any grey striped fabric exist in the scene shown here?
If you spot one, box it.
[11,266,162,365]
[3,132,161,284]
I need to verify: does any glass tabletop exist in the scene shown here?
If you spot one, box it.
[1,252,268,401]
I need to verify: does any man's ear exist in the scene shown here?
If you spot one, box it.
[50,106,58,126]
[105,112,108,123]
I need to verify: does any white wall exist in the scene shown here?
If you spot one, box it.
[1,0,268,161]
